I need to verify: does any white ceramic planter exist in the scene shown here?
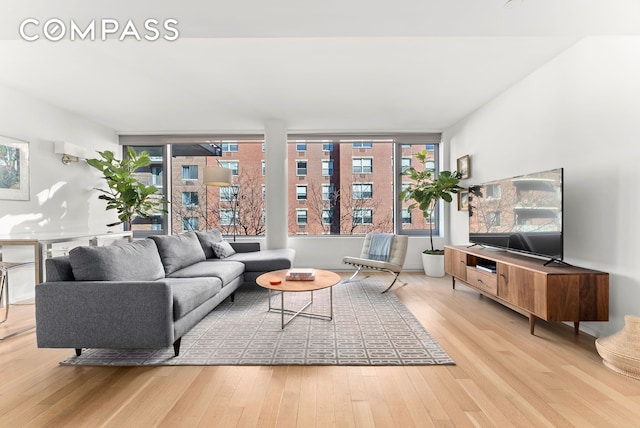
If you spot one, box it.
[421,252,445,277]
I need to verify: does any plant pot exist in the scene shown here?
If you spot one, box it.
[595,315,640,380]
[421,252,445,277]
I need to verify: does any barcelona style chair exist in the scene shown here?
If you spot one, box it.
[342,234,408,293]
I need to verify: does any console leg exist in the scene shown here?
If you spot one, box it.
[529,315,536,335]
[75,348,82,356]
[452,277,456,289]
[574,322,580,335]
[230,292,235,302]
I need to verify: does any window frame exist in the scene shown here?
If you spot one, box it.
[296,160,308,176]
[352,157,373,174]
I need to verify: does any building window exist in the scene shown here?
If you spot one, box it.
[182,165,198,180]
[353,183,373,199]
[262,160,265,176]
[353,209,373,225]
[296,143,307,152]
[151,217,163,231]
[322,160,333,176]
[322,143,333,151]
[486,184,502,200]
[401,157,411,172]
[322,184,334,201]
[296,209,308,225]
[352,142,373,148]
[182,191,199,207]
[220,209,237,226]
[352,158,372,174]
[322,209,332,225]
[151,166,163,187]
[262,184,266,200]
[402,209,412,224]
[221,143,238,152]
[220,185,238,201]
[182,217,199,231]
[219,161,238,176]
[296,185,307,200]
[296,160,307,176]
[487,211,501,227]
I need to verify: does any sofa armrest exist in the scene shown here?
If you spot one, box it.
[36,280,174,349]
[230,242,260,253]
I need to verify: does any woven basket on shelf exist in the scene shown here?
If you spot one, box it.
[595,315,640,380]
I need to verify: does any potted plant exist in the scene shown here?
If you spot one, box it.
[399,150,463,276]
[87,147,167,229]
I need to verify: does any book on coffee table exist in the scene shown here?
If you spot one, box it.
[285,268,316,281]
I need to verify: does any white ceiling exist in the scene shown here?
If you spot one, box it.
[0,0,638,134]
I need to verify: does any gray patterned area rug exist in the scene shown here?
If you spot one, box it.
[60,279,454,366]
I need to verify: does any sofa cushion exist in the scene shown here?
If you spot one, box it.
[168,260,245,286]
[149,232,206,275]
[226,248,296,272]
[164,277,222,320]
[212,241,236,258]
[195,230,224,259]
[45,255,75,281]
[68,240,165,281]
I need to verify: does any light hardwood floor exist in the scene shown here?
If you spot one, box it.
[1,272,639,427]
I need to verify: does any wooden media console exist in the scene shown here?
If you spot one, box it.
[444,245,609,335]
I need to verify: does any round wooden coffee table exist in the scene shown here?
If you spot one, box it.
[256,269,341,329]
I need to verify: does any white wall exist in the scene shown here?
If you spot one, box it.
[0,84,119,300]
[444,36,640,338]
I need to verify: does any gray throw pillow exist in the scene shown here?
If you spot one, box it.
[195,230,224,259]
[69,239,165,281]
[212,241,236,258]
[149,232,206,275]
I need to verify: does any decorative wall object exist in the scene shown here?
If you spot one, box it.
[457,154,470,179]
[458,189,469,211]
[0,136,29,201]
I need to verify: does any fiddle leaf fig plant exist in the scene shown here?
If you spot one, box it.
[87,147,167,228]
[399,149,463,254]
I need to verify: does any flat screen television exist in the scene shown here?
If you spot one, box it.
[468,167,563,261]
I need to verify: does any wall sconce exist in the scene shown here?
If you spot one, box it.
[54,141,88,165]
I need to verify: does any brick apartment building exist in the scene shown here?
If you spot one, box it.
[132,140,435,237]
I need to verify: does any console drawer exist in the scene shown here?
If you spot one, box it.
[465,267,498,295]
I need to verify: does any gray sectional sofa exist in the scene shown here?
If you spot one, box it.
[35,230,295,357]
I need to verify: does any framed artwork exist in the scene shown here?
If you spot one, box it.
[457,154,470,179]
[0,136,30,201]
[458,189,469,211]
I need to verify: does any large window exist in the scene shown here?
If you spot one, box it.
[125,138,264,237]
[286,135,440,236]
[122,133,440,239]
